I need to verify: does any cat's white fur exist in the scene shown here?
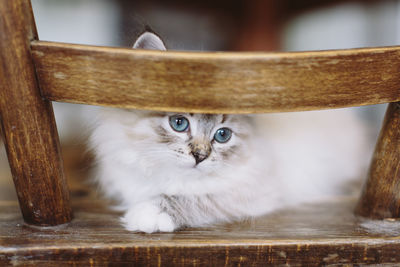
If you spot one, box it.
[89,32,371,233]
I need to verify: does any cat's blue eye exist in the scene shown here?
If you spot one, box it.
[169,115,189,132]
[214,128,232,143]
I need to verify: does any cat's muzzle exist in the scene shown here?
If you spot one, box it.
[189,142,211,165]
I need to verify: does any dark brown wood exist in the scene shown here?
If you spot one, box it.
[1,179,400,266]
[355,102,400,219]
[0,0,72,225]
[235,0,282,51]
[31,41,400,114]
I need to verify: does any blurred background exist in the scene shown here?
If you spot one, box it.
[1,0,399,198]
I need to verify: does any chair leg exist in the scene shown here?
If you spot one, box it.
[355,102,400,219]
[0,0,72,225]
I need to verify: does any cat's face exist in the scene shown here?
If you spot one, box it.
[148,113,252,172]
[121,31,252,175]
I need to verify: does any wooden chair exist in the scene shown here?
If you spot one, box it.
[0,0,399,265]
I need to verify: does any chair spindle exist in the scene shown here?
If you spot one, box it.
[0,0,72,226]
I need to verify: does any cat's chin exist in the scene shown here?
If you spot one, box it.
[186,163,220,177]
[176,161,202,170]
[173,159,217,174]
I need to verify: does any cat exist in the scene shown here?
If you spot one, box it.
[89,31,371,233]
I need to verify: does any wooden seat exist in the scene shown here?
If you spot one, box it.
[0,0,399,265]
[2,178,400,266]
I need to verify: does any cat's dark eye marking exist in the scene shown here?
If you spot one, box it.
[154,125,177,144]
[220,145,239,160]
[220,151,231,160]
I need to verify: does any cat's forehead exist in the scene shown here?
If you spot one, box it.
[186,114,228,127]
[184,114,223,135]
[192,114,222,122]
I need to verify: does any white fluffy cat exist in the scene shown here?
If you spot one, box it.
[89,31,371,233]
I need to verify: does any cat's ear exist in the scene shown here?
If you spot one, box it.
[133,31,166,51]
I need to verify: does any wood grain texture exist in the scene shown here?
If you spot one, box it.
[355,102,400,219]
[2,192,400,266]
[31,41,400,113]
[0,0,72,225]
[2,144,400,266]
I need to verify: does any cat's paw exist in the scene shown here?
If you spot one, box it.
[121,203,176,233]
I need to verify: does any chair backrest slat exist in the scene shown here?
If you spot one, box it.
[32,41,400,113]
